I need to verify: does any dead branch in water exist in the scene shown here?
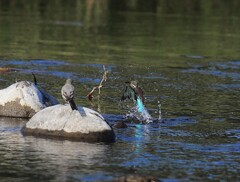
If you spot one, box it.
[87,66,109,101]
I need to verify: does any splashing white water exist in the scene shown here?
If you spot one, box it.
[126,97,153,124]
[157,100,162,121]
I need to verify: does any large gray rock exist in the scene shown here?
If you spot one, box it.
[0,81,59,118]
[22,104,115,143]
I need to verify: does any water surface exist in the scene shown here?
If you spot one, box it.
[0,1,239,181]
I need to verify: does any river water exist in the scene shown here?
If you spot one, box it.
[0,1,239,181]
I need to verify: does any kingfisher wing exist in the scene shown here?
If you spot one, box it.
[121,85,137,101]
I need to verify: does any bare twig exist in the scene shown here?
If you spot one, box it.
[87,66,109,101]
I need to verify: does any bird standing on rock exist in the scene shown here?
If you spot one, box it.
[61,79,78,110]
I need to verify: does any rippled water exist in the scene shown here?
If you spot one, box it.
[0,1,240,181]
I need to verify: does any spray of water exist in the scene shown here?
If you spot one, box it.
[157,100,162,121]
[127,97,153,124]
[136,97,145,113]
[122,97,162,124]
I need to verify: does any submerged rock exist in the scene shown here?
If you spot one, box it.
[21,104,115,143]
[113,175,159,182]
[114,121,128,128]
[0,81,59,118]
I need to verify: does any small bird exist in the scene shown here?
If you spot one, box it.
[61,79,78,110]
[121,81,144,103]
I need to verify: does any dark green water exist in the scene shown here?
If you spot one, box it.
[0,1,239,181]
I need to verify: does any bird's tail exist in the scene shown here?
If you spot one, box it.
[69,99,78,110]
[32,73,37,85]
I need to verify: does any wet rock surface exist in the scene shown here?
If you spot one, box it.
[114,121,128,128]
[112,175,159,182]
[0,81,59,118]
[22,104,115,143]
[0,99,36,118]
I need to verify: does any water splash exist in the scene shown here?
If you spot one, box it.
[126,97,153,124]
[157,100,162,121]
[136,97,144,113]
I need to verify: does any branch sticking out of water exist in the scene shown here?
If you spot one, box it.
[87,66,109,101]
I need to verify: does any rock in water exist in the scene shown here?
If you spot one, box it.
[114,121,128,129]
[113,175,159,182]
[0,81,59,118]
[21,104,115,143]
